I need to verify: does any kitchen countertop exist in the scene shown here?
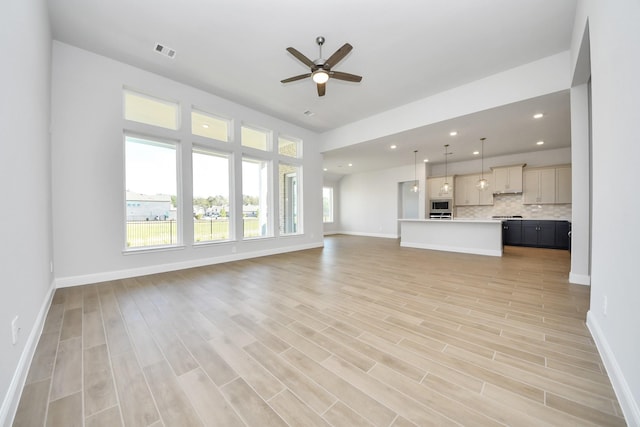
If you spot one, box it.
[493,218,572,221]
[399,218,502,224]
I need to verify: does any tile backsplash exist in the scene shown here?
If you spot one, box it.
[455,194,572,220]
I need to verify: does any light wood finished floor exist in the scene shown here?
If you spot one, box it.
[14,235,626,426]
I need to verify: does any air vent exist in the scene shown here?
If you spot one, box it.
[154,43,176,59]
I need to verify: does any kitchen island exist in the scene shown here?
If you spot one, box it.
[399,218,503,257]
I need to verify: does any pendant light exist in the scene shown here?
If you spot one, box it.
[411,150,419,192]
[476,137,489,191]
[441,144,451,193]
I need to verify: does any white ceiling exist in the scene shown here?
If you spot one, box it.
[322,90,571,175]
[47,0,577,175]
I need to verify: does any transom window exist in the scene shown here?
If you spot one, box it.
[278,136,301,158]
[124,90,179,130]
[192,110,230,142]
[241,125,270,151]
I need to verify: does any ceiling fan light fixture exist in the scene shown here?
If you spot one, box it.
[312,69,330,84]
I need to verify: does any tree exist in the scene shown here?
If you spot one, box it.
[243,195,259,205]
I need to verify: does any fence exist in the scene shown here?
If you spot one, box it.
[126,218,260,247]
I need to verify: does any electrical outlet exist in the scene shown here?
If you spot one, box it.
[11,316,20,345]
[231,246,236,253]
[50,261,54,273]
[603,296,608,316]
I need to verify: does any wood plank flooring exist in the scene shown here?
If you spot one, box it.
[14,235,626,426]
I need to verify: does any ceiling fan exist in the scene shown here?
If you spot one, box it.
[281,36,362,97]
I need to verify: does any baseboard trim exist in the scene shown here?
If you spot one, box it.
[55,242,324,288]
[0,281,55,427]
[336,231,398,239]
[569,272,591,285]
[586,311,639,426]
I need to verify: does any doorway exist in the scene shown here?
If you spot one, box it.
[398,181,419,235]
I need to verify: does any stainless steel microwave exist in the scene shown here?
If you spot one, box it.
[430,199,452,213]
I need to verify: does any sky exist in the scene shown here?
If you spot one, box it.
[125,136,260,199]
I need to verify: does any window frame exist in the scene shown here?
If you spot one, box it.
[123,88,180,130]
[323,186,334,224]
[278,135,302,158]
[123,133,182,251]
[278,162,303,236]
[191,108,231,142]
[192,145,234,244]
[242,155,273,239]
[241,123,272,152]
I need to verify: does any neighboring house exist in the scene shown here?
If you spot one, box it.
[126,191,174,221]
[242,204,258,217]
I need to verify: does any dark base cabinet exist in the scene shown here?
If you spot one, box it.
[502,220,522,245]
[503,220,570,250]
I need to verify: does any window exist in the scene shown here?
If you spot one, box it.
[279,163,301,235]
[323,187,334,223]
[125,136,179,248]
[191,110,229,142]
[192,148,231,242]
[241,125,270,151]
[242,157,270,238]
[124,90,179,130]
[278,136,301,158]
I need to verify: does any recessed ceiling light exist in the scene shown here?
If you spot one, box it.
[533,113,544,119]
[348,163,353,167]
[390,144,397,149]
[450,131,458,136]
[202,124,209,128]
[423,158,429,163]
[323,168,328,171]
[473,151,479,155]
[536,140,545,145]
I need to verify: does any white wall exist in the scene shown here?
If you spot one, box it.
[338,163,425,238]
[575,1,640,424]
[0,0,54,424]
[51,42,324,286]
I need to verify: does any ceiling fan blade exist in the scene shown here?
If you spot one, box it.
[330,71,363,82]
[286,47,316,69]
[281,73,311,83]
[324,43,353,68]
[317,82,326,97]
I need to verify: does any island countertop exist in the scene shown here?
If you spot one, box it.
[399,218,503,257]
[398,218,502,224]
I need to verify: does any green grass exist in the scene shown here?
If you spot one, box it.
[127,218,261,247]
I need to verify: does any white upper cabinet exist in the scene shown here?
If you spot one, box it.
[523,165,571,204]
[428,176,454,199]
[492,165,524,194]
[454,174,493,206]
[555,166,572,204]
